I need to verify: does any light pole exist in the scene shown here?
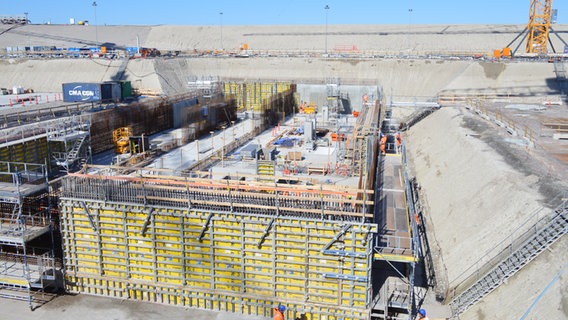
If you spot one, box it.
[219,12,224,51]
[24,12,28,24]
[324,5,330,54]
[92,2,98,46]
[408,8,413,51]
[231,120,235,141]
[222,126,226,167]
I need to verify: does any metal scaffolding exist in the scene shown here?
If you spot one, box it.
[0,161,60,309]
[47,115,92,173]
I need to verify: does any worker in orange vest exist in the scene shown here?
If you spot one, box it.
[380,134,387,155]
[417,309,429,320]
[395,132,402,153]
[274,305,286,320]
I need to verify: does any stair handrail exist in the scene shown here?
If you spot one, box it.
[447,198,568,302]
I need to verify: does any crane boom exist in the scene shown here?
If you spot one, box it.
[526,0,553,54]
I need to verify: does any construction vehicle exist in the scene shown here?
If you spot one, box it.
[112,127,131,154]
[299,102,317,114]
[236,43,250,58]
[330,132,345,142]
[139,47,161,58]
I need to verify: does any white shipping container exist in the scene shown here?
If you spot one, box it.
[12,86,24,94]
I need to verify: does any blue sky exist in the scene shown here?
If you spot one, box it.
[5,0,568,26]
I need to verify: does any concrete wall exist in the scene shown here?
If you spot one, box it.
[0,57,559,105]
[0,58,161,94]
[296,84,380,113]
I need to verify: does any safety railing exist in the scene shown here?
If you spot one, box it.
[447,198,568,301]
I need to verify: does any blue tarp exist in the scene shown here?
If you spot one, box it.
[273,138,297,147]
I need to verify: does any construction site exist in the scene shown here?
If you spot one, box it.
[0,1,567,320]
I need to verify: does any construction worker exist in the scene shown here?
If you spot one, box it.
[274,305,286,320]
[380,133,387,155]
[417,309,429,320]
[395,132,402,153]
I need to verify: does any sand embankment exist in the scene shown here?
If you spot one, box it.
[406,106,567,319]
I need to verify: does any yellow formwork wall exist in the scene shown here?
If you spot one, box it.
[60,200,375,320]
[223,81,292,112]
[0,138,51,168]
[0,137,65,176]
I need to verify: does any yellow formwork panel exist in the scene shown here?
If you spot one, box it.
[77,267,98,274]
[102,269,127,278]
[101,253,125,263]
[185,280,212,290]
[244,286,272,296]
[100,239,125,249]
[0,148,9,163]
[61,200,373,320]
[154,224,181,234]
[222,81,292,112]
[155,235,182,244]
[156,249,181,259]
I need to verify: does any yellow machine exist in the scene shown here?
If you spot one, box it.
[526,0,553,54]
[299,102,317,114]
[112,127,131,154]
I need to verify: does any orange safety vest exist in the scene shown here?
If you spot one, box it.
[273,308,285,320]
[395,133,402,145]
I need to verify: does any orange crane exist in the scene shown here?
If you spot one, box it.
[526,0,553,54]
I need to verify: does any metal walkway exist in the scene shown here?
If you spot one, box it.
[450,200,568,316]
[374,153,413,262]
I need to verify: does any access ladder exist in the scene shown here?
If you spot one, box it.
[450,202,568,316]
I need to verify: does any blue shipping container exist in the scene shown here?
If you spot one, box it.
[62,83,102,102]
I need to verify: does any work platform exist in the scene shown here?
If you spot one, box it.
[375,154,413,263]
[0,224,51,245]
[0,162,60,310]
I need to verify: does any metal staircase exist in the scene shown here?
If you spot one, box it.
[450,201,568,316]
[64,134,87,164]
[47,116,91,172]
[400,107,439,131]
